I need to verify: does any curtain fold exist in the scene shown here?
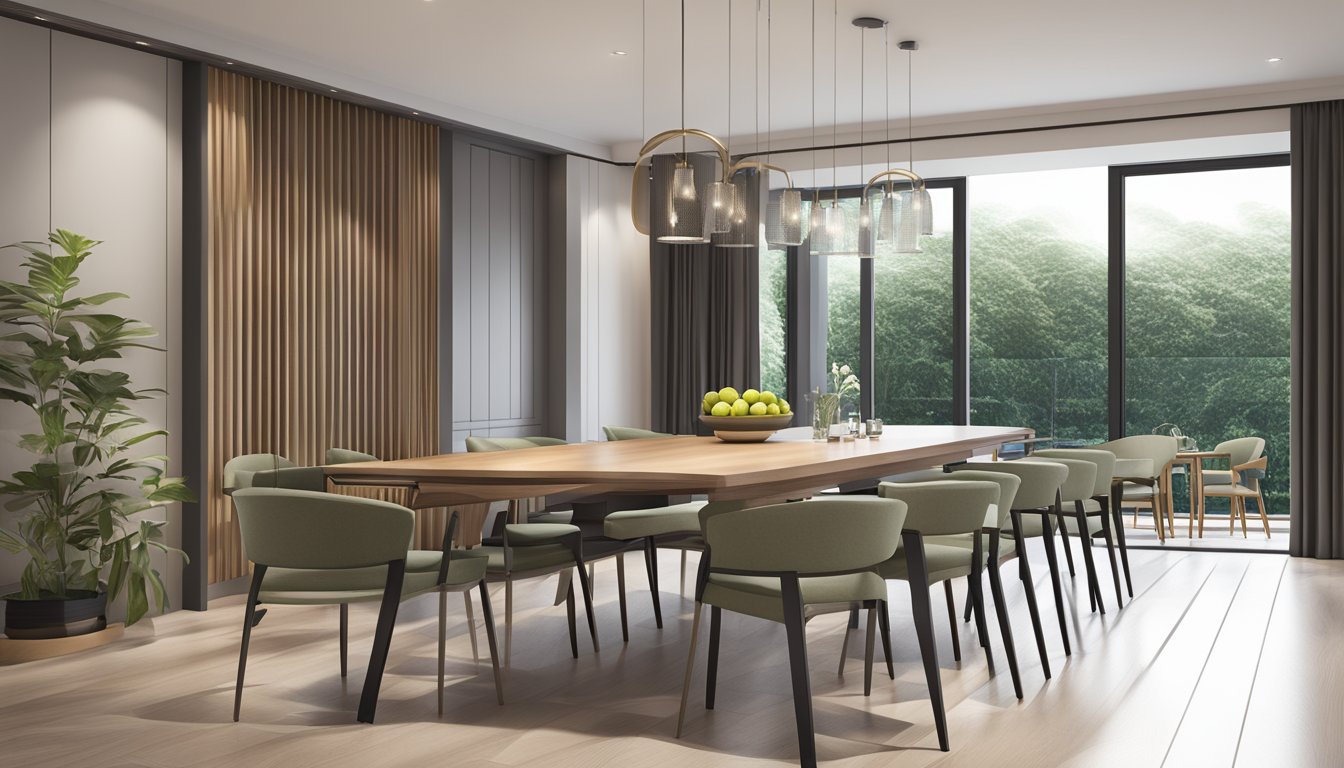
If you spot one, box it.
[649,155,761,434]
[1289,100,1344,559]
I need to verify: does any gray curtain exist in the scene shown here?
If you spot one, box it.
[649,155,760,434]
[1290,100,1344,559]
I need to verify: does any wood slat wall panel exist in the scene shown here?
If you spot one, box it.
[206,69,441,584]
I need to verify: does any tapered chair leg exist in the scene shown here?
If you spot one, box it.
[986,535,1023,700]
[233,565,267,723]
[1255,492,1271,538]
[339,602,349,678]
[574,558,600,652]
[970,535,992,663]
[705,607,722,709]
[878,600,895,680]
[1039,510,1071,656]
[437,590,448,716]
[616,552,629,643]
[902,531,949,752]
[863,602,878,697]
[644,538,664,628]
[1107,492,1134,598]
[943,581,962,662]
[1096,498,1124,609]
[462,591,479,665]
[1239,496,1250,537]
[963,575,974,624]
[837,609,855,676]
[780,575,819,767]
[1075,501,1104,615]
[356,558,406,724]
[1057,517,1076,577]
[477,581,505,705]
[680,551,688,596]
[675,602,704,738]
[566,580,579,659]
[1010,513,1051,679]
[504,577,514,667]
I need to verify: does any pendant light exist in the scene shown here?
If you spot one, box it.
[762,0,805,248]
[810,0,853,257]
[852,16,884,258]
[858,38,930,256]
[629,0,734,244]
[713,0,755,249]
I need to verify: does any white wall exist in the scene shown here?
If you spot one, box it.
[561,157,651,443]
[0,18,183,618]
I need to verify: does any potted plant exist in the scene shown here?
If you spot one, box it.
[0,230,190,639]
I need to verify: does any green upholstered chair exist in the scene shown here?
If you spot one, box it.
[465,436,574,527]
[675,498,935,765]
[1097,434,1179,541]
[1031,448,1127,606]
[325,447,379,465]
[230,488,502,724]
[601,425,670,441]
[1019,456,1107,614]
[949,459,1072,675]
[876,479,1024,700]
[223,453,325,494]
[325,447,488,667]
[599,425,706,640]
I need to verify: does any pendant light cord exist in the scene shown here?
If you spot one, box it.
[681,0,686,157]
[831,0,838,203]
[907,45,914,172]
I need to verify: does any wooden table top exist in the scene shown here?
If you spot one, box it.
[325,424,1034,506]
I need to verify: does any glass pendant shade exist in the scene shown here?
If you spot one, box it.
[766,188,805,247]
[657,161,706,243]
[810,200,853,256]
[895,189,922,253]
[858,196,876,257]
[713,179,755,249]
[919,186,934,235]
[704,180,734,235]
[876,186,897,242]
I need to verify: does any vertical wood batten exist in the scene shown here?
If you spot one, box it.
[206,70,440,583]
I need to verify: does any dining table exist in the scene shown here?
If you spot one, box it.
[324,424,1034,545]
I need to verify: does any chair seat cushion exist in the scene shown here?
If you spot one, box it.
[1114,458,1155,479]
[1201,483,1258,497]
[1120,482,1158,500]
[504,523,580,545]
[259,558,486,605]
[603,501,707,540]
[937,532,1018,560]
[703,571,888,624]
[1060,514,1105,537]
[1201,470,1234,487]
[530,511,574,524]
[1002,512,1058,539]
[877,542,976,584]
[476,543,578,574]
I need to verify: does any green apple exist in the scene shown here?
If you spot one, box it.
[710,401,731,417]
[704,391,721,407]
[702,399,712,415]
[718,386,740,404]
[766,403,781,415]
[760,391,777,406]
[749,401,768,416]
[731,398,749,416]
[743,388,760,404]
[779,399,791,415]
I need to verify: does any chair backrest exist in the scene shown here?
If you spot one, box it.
[232,488,413,570]
[603,426,673,441]
[1096,435,1179,479]
[464,436,568,452]
[877,480,1000,535]
[1031,448,1116,498]
[1020,456,1096,504]
[951,459,1067,510]
[915,470,1021,528]
[325,447,379,465]
[224,453,295,491]
[703,498,906,575]
[1214,436,1265,468]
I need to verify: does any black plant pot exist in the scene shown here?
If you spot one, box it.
[3,590,108,640]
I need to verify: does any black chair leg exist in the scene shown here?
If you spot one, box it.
[987,532,1023,700]
[943,581,962,661]
[1039,510,1072,656]
[780,575,818,768]
[706,606,721,709]
[1011,512,1051,679]
[643,537,664,629]
[566,579,579,659]
[1057,515,1076,577]
[963,575,974,623]
[878,599,895,680]
[357,558,406,724]
[1096,497,1124,609]
[1108,489,1134,598]
[574,558,600,652]
[477,581,505,705]
[970,535,993,663]
[1075,501,1104,615]
[233,565,267,723]
[903,531,949,752]
[339,603,349,678]
[864,600,878,696]
[616,553,629,643]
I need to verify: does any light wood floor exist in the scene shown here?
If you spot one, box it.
[2,543,1340,767]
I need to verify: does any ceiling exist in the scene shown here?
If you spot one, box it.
[26,0,1344,157]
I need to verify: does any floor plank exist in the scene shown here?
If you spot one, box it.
[0,544,1337,767]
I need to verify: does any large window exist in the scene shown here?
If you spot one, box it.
[759,241,789,398]
[873,185,955,423]
[1122,159,1291,514]
[969,168,1109,442]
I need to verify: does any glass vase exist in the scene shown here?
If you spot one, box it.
[812,392,840,441]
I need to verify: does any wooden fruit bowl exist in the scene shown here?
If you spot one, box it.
[698,414,794,443]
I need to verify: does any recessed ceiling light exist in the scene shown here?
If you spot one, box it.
[329,88,338,93]
[34,16,46,21]
[1266,57,1283,63]
[611,50,628,56]
[134,40,149,46]
[412,111,420,115]
[225,61,234,65]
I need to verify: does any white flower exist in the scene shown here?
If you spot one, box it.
[840,365,851,376]
[832,362,840,374]
[843,374,857,385]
